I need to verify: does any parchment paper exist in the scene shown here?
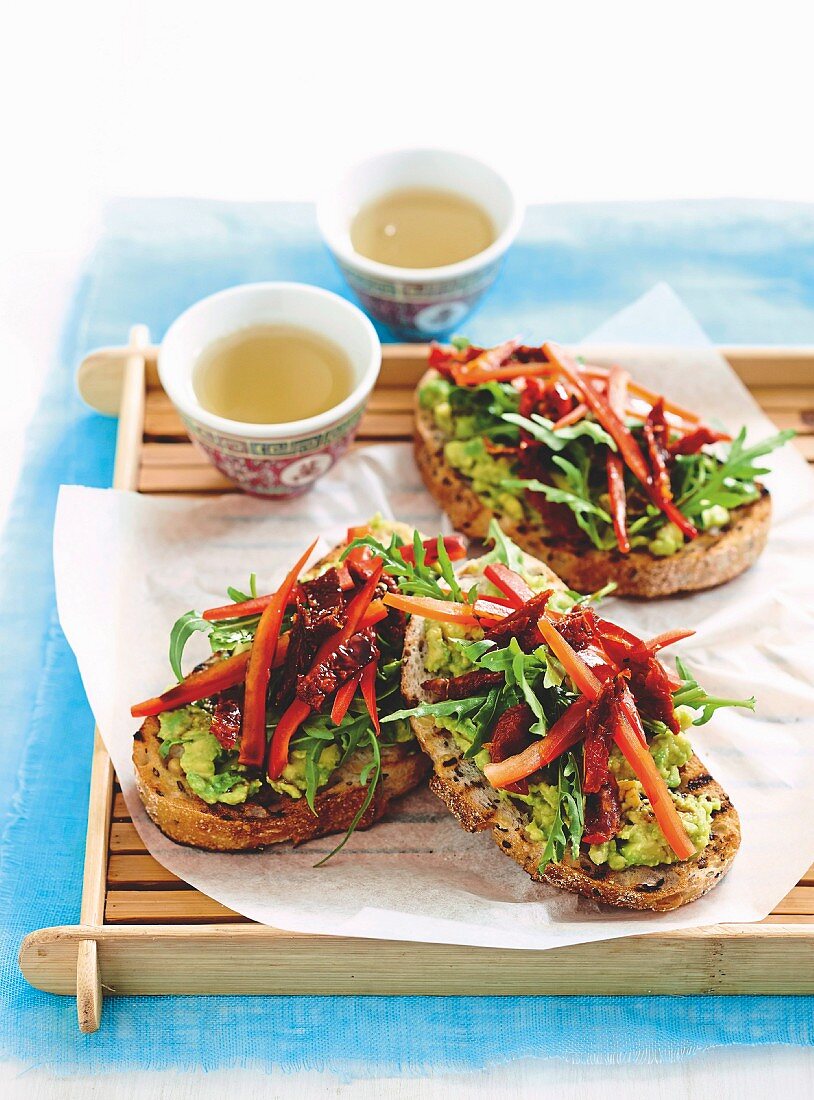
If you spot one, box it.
[54,286,814,949]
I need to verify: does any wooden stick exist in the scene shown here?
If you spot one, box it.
[75,325,149,1033]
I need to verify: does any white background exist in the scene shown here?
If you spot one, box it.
[2,1,813,1095]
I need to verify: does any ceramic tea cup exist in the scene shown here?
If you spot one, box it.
[158,282,381,497]
[317,148,523,340]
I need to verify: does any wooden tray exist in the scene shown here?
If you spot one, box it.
[18,331,814,1032]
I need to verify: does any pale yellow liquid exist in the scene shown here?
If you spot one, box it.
[193,324,354,424]
[350,186,495,268]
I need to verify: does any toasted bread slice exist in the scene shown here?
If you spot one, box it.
[133,715,429,852]
[414,369,771,598]
[400,556,741,911]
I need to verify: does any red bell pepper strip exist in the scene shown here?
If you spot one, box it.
[551,402,588,430]
[606,366,631,554]
[267,563,384,779]
[331,672,361,725]
[484,696,590,789]
[606,455,630,554]
[399,535,467,565]
[360,660,381,734]
[239,539,318,768]
[344,524,378,574]
[483,563,534,608]
[613,685,696,861]
[203,592,291,622]
[543,343,698,541]
[131,651,251,718]
[266,698,312,779]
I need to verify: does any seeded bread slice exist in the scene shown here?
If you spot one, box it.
[400,555,741,911]
[414,368,772,598]
[133,715,429,852]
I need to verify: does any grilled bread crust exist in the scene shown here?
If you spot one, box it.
[400,561,741,911]
[133,715,429,852]
[414,369,771,598]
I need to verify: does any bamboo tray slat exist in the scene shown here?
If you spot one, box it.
[20,334,814,1032]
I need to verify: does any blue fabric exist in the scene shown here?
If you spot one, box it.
[2,198,814,1078]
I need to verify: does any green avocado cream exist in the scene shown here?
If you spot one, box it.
[268,744,341,800]
[443,438,525,520]
[424,620,483,677]
[419,376,526,520]
[158,706,261,807]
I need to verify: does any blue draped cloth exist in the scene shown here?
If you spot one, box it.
[1,198,813,1077]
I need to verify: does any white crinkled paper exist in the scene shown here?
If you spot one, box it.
[54,286,814,949]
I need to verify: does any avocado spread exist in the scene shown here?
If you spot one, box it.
[268,744,341,800]
[158,706,261,806]
[443,438,525,520]
[419,377,526,520]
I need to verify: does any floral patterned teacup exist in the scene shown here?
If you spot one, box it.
[317,149,523,340]
[158,282,381,497]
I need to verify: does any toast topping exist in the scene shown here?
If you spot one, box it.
[420,338,793,559]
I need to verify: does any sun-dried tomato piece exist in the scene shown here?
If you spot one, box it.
[490,703,535,761]
[483,589,552,650]
[583,779,622,845]
[211,695,242,750]
[557,606,600,652]
[627,652,679,734]
[487,702,535,795]
[297,568,345,640]
[296,629,379,710]
[422,669,504,702]
[669,427,729,456]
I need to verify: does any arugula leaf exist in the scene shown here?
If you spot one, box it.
[382,696,489,725]
[574,581,618,605]
[341,533,456,601]
[502,412,616,452]
[539,752,584,869]
[435,534,463,601]
[451,637,497,663]
[479,518,526,571]
[463,687,504,760]
[448,381,522,441]
[505,474,612,552]
[672,658,756,725]
[313,728,382,866]
[209,618,259,655]
[677,428,794,519]
[169,611,212,681]
[506,639,548,735]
